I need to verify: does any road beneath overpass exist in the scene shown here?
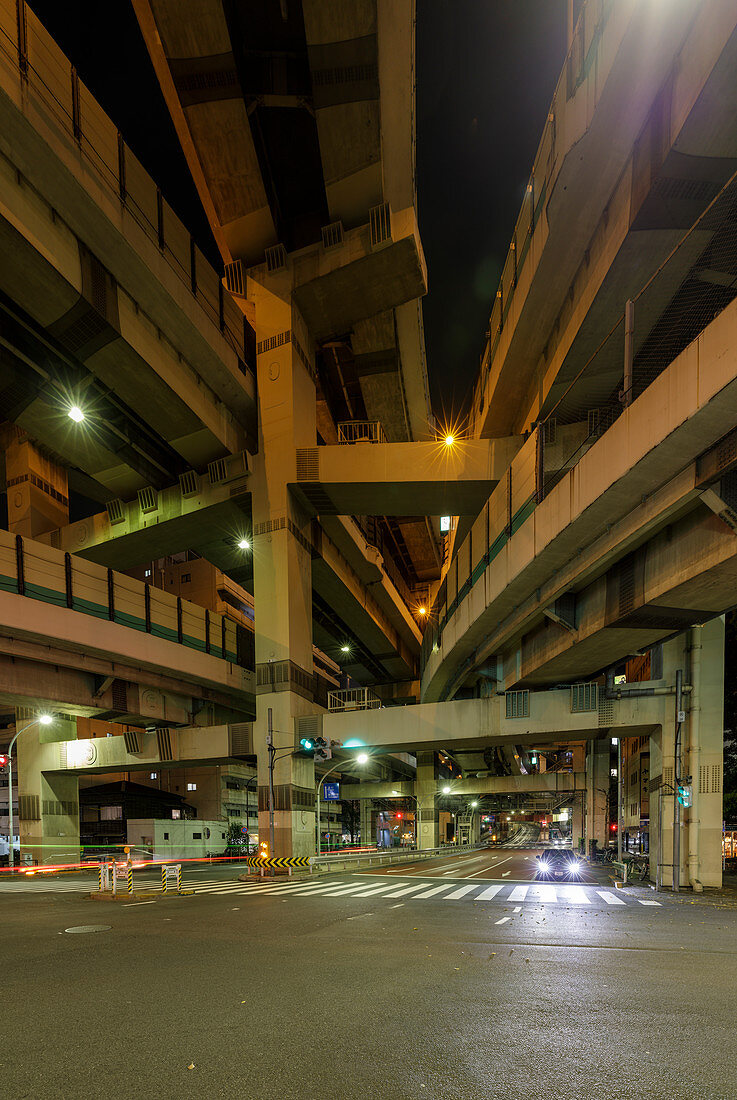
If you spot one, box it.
[1,852,735,1098]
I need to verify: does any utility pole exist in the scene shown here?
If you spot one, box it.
[673,670,683,892]
[617,736,623,863]
[267,706,275,875]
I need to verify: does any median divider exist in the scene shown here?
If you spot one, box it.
[308,843,484,875]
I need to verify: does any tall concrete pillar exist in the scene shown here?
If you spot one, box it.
[3,428,80,865]
[416,752,438,848]
[685,619,724,889]
[653,622,724,889]
[585,738,609,853]
[17,717,80,865]
[360,799,374,847]
[249,279,319,858]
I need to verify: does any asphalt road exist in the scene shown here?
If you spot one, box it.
[3,851,736,1100]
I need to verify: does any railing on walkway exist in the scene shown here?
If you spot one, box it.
[337,421,386,444]
[327,687,382,712]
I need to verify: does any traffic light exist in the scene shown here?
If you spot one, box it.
[396,812,403,820]
[314,736,331,761]
[610,823,617,832]
[298,738,314,755]
[0,753,8,771]
[677,783,692,808]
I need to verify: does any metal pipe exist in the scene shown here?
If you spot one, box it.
[621,298,635,406]
[687,626,704,891]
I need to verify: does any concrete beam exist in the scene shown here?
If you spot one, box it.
[350,772,585,800]
[293,437,522,515]
[323,693,665,753]
[30,725,248,776]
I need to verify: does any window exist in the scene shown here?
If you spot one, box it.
[440,516,451,532]
[227,807,241,817]
[163,832,169,840]
[171,809,181,820]
[100,805,122,820]
[182,573,191,583]
[192,832,202,840]
[144,569,152,578]
[150,772,158,780]
[187,783,197,791]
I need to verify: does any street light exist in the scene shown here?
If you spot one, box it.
[442,785,451,795]
[67,405,85,423]
[316,753,368,853]
[237,538,250,550]
[6,714,53,869]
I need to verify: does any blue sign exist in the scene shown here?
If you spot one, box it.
[323,782,340,801]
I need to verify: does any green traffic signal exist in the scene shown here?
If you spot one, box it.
[299,738,314,753]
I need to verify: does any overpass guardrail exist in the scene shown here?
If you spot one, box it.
[308,843,484,874]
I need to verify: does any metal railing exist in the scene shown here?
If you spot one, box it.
[0,3,252,371]
[327,688,381,713]
[337,420,386,445]
[309,842,483,873]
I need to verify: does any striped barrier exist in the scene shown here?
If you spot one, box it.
[246,856,311,869]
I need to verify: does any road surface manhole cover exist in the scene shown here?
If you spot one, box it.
[64,925,112,934]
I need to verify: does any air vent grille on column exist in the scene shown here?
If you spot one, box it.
[179,470,199,497]
[157,728,173,761]
[106,498,125,525]
[229,723,253,755]
[369,202,391,248]
[265,243,287,272]
[18,794,40,821]
[123,730,141,754]
[224,260,246,297]
[296,449,319,481]
[295,713,322,750]
[137,486,158,514]
[111,680,128,712]
[208,457,228,484]
[598,696,614,726]
[321,221,344,249]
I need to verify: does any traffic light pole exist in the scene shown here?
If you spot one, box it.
[267,707,275,875]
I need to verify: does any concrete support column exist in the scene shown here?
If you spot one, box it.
[685,618,724,889]
[18,724,80,866]
[3,427,78,865]
[572,792,585,853]
[250,280,319,858]
[585,738,609,854]
[416,751,438,849]
[360,799,374,847]
[651,626,724,889]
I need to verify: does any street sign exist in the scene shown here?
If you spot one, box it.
[323,782,340,801]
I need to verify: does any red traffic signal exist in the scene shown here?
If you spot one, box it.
[610,823,617,831]
[396,812,403,819]
[0,753,9,769]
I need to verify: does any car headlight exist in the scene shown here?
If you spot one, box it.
[568,861,580,874]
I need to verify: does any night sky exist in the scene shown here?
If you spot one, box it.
[30,0,568,418]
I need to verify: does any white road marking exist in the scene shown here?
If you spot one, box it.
[598,891,625,905]
[638,900,661,906]
[561,885,589,903]
[513,906,522,913]
[530,884,557,903]
[383,883,428,898]
[508,885,529,901]
[414,884,454,899]
[495,916,511,925]
[444,884,478,900]
[501,871,511,877]
[122,901,157,907]
[389,903,404,909]
[350,884,405,898]
[475,884,503,901]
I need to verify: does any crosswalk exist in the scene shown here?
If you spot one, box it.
[184,877,661,908]
[0,874,662,909]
